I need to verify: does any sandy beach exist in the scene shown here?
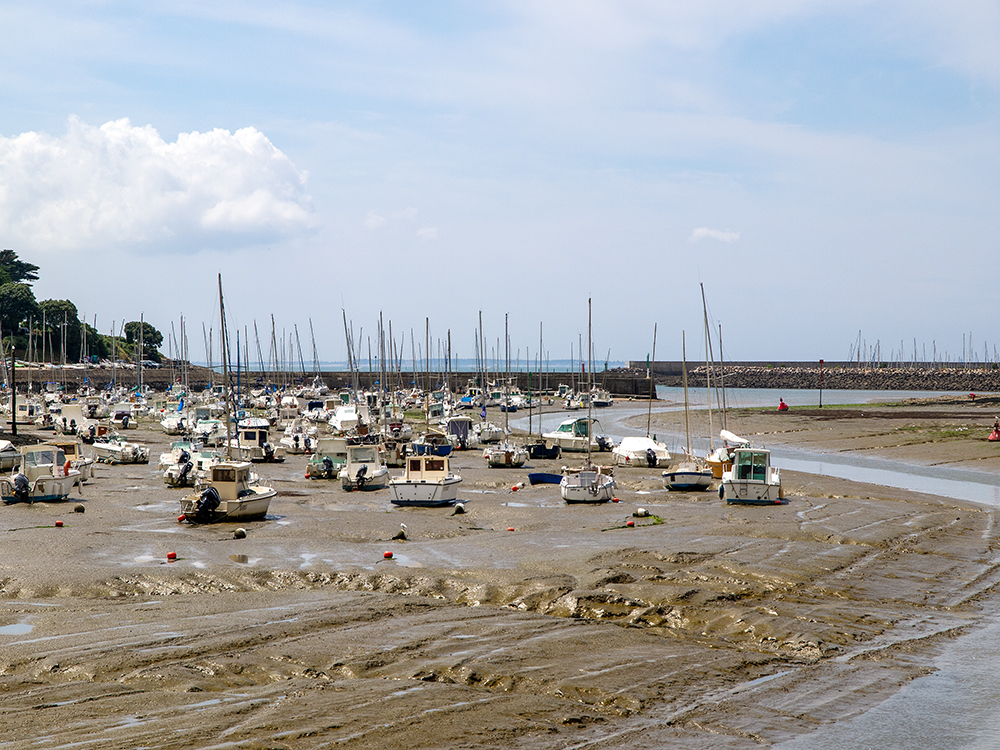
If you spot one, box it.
[1,398,998,748]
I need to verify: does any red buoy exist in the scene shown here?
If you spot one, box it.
[511,485,519,492]
[612,497,619,503]
[626,520,635,527]
[166,551,177,561]
[507,527,515,532]
[383,551,393,559]
[54,520,63,527]
[177,514,186,523]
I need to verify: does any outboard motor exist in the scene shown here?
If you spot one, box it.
[7,473,30,504]
[69,419,77,434]
[322,456,334,477]
[293,434,300,449]
[645,448,658,468]
[304,436,312,452]
[355,463,368,490]
[178,461,194,483]
[195,486,221,522]
[121,414,129,429]
[178,449,191,465]
[595,435,611,452]
[263,442,274,461]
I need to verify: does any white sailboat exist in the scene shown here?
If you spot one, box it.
[663,331,713,491]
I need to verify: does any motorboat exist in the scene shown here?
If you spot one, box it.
[542,417,614,453]
[560,464,616,503]
[611,436,670,468]
[339,443,390,491]
[443,415,477,450]
[474,421,504,444]
[93,434,150,464]
[44,438,95,484]
[305,436,348,479]
[720,446,782,505]
[411,432,453,457]
[279,417,317,454]
[484,441,527,468]
[230,423,285,463]
[0,440,20,471]
[389,455,462,507]
[164,449,219,488]
[110,405,138,430]
[179,461,276,523]
[1,445,82,504]
[525,441,561,460]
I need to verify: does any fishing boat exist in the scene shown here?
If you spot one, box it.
[389,455,462,507]
[411,431,453,457]
[339,443,390,491]
[1,444,82,504]
[719,445,782,504]
[305,436,348,479]
[229,421,285,463]
[179,461,276,523]
[44,438,95,484]
[483,441,528,468]
[543,416,614,453]
[611,436,670,468]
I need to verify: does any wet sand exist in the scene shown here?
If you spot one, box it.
[2,401,999,748]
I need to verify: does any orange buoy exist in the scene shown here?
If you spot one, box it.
[626,520,635,527]
[166,551,177,561]
[383,551,393,559]
[511,485,519,492]
[55,520,63,527]
[612,497,619,503]
[177,514,186,523]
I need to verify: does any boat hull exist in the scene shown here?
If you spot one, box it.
[180,488,276,522]
[663,470,713,491]
[390,476,461,507]
[560,471,615,503]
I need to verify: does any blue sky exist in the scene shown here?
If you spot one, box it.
[1,1,997,366]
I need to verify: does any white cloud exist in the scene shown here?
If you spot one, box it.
[690,227,740,243]
[0,116,314,253]
[415,227,438,240]
[364,210,387,229]
[392,206,418,219]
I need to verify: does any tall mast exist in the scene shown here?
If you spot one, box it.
[682,331,692,456]
[646,322,657,437]
[587,298,593,466]
[700,282,715,451]
[218,274,233,459]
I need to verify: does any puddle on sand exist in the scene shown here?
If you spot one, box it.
[229,554,249,564]
[381,552,422,568]
[0,623,33,635]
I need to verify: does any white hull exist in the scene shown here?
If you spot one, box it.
[180,488,275,521]
[340,466,390,491]
[390,476,461,506]
[560,471,615,503]
[1,471,81,503]
[720,475,781,504]
[663,468,713,491]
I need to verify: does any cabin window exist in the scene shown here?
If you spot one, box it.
[215,468,236,482]
[573,422,590,437]
[426,459,444,472]
[751,452,767,481]
[25,450,57,467]
[736,452,753,480]
[409,459,422,473]
[354,447,377,463]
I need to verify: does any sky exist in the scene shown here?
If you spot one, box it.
[0,1,997,367]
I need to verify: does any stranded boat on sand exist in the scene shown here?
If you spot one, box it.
[179,461,276,523]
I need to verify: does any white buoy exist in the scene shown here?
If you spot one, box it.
[452,502,466,515]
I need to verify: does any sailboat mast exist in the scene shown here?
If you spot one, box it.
[700,282,715,451]
[646,323,656,437]
[587,298,593,465]
[218,274,233,459]
[682,331,692,456]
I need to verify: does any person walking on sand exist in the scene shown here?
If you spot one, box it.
[778,398,788,412]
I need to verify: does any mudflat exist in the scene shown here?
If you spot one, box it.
[1,399,998,748]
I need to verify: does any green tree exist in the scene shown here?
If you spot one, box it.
[124,320,164,361]
[0,250,40,285]
[39,299,83,362]
[0,282,40,334]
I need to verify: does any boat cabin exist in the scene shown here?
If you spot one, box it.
[403,456,451,482]
[45,440,84,460]
[731,448,772,482]
[553,417,599,437]
[208,463,253,501]
[20,445,68,482]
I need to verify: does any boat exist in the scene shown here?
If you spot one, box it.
[528,471,562,485]
[411,431,453,456]
[590,388,613,407]
[389,455,462,507]
[230,422,285,463]
[443,415,477,450]
[663,331,714,491]
[93,433,150,464]
[525,441,561,460]
[279,417,317,454]
[179,461,276,523]
[44,438,95,484]
[560,464,616,503]
[560,299,616,504]
[305,436,349,479]
[611,436,670,468]
[339,443,390,491]
[1,444,82,504]
[110,405,138,430]
[474,421,504,444]
[543,416,614,453]
[720,445,782,505]
[484,441,528,468]
[0,440,21,471]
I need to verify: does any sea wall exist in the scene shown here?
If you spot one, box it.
[666,365,1000,392]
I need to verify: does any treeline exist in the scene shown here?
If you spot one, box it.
[0,249,164,364]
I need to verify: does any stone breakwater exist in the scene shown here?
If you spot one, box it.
[673,365,1000,392]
